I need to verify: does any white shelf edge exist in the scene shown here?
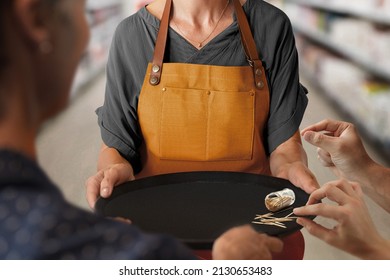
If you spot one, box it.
[285,0,390,25]
[292,24,390,82]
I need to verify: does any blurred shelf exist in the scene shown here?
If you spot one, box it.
[285,0,390,25]
[87,0,123,10]
[71,0,125,98]
[276,0,390,158]
[292,23,390,83]
[300,62,390,159]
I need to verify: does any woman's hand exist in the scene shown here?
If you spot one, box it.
[86,163,135,209]
[293,180,390,259]
[275,160,320,194]
[212,225,283,260]
[270,131,320,194]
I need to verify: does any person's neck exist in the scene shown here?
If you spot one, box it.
[173,0,232,26]
[0,75,39,160]
[0,119,37,160]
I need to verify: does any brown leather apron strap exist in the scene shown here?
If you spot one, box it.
[149,0,172,86]
[149,0,264,90]
[232,0,265,90]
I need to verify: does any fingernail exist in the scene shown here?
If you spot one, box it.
[102,187,109,196]
[302,132,311,141]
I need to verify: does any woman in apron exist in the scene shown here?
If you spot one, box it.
[0,0,283,261]
[87,0,319,259]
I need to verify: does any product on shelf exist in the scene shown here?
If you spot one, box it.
[296,36,390,145]
[72,0,124,97]
[269,0,390,154]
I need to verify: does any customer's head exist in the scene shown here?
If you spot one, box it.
[0,0,89,122]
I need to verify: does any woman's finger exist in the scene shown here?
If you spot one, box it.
[100,168,120,197]
[294,202,342,220]
[317,148,334,167]
[85,171,105,209]
[296,217,337,242]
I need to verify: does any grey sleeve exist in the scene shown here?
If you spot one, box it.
[265,15,308,154]
[96,21,144,173]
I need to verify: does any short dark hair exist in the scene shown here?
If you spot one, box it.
[0,1,11,72]
[0,0,61,119]
[0,1,11,119]
[0,0,60,72]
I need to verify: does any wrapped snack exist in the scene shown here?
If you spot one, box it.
[265,188,295,212]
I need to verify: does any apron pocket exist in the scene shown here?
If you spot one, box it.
[160,87,208,161]
[160,87,255,161]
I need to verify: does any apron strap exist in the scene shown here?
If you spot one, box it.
[149,0,172,86]
[149,0,264,90]
[232,0,265,90]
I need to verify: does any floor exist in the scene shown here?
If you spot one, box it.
[36,72,390,260]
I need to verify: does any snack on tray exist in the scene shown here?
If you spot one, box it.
[265,188,295,212]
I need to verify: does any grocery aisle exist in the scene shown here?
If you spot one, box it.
[270,0,390,161]
[36,0,390,260]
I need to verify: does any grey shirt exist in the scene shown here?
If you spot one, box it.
[97,0,308,174]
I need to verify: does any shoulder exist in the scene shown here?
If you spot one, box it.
[114,11,146,40]
[247,0,292,30]
[113,7,159,45]
[245,0,296,56]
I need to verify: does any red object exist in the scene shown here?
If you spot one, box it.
[272,231,305,260]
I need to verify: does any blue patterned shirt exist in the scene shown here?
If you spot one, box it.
[0,150,195,260]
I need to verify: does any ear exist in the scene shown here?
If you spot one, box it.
[13,0,52,48]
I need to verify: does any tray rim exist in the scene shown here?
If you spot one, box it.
[95,171,311,249]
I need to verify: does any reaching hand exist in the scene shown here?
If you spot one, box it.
[294,180,390,259]
[301,119,373,183]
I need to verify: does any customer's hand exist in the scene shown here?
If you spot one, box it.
[294,180,389,259]
[85,163,135,209]
[212,225,283,260]
[301,119,374,183]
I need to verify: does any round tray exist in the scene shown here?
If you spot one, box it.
[95,171,310,250]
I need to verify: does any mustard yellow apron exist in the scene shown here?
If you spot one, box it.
[137,0,270,178]
[136,0,304,259]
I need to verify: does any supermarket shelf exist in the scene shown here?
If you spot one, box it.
[71,0,124,98]
[292,23,390,82]
[300,63,390,160]
[281,0,390,159]
[87,0,123,10]
[285,0,390,25]
[71,61,106,98]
